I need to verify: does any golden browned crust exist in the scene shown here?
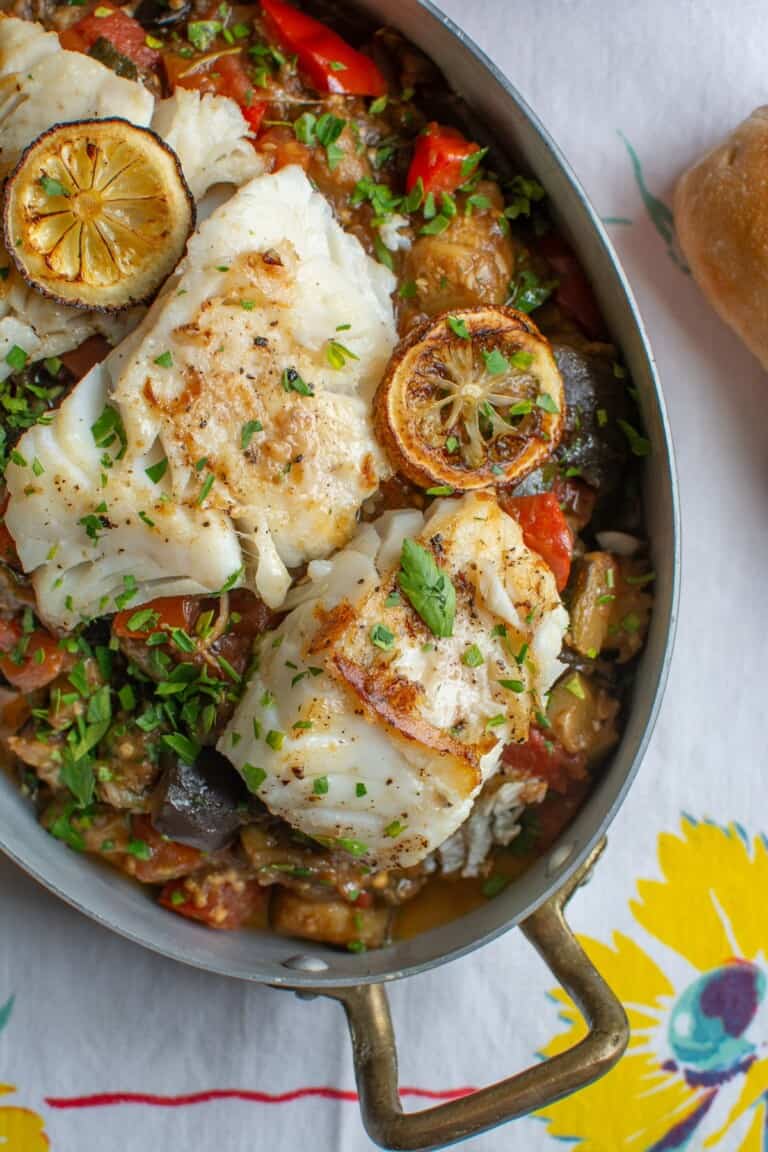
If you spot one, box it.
[674,107,768,369]
[330,653,484,796]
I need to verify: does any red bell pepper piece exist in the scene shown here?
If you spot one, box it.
[60,5,159,69]
[261,0,386,95]
[0,618,70,692]
[112,595,196,640]
[502,727,587,795]
[406,122,482,196]
[502,492,574,592]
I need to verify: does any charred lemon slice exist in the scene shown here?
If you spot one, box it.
[3,119,194,312]
[374,306,565,491]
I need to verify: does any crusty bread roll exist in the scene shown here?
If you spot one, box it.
[675,106,768,369]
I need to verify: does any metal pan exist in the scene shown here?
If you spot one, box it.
[0,1,680,1147]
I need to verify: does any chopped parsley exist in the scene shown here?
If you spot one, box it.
[243,763,267,792]
[145,458,168,484]
[383,819,406,838]
[461,644,483,668]
[617,419,651,457]
[355,782,367,798]
[498,678,524,693]
[241,419,263,449]
[197,473,215,505]
[370,623,395,650]
[482,348,510,375]
[507,267,556,314]
[187,19,220,50]
[153,351,173,368]
[281,367,314,396]
[91,406,127,459]
[536,392,560,414]
[447,315,470,340]
[39,175,69,197]
[313,776,329,795]
[325,339,359,370]
[5,345,28,373]
[482,874,509,898]
[564,675,586,700]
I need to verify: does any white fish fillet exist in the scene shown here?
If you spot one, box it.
[0,17,265,372]
[0,16,153,179]
[220,493,568,870]
[5,168,396,625]
[110,165,396,607]
[151,88,263,202]
[4,358,242,629]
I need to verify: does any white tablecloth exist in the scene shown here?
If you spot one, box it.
[3,2,768,1150]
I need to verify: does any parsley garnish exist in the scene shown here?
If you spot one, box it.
[461,644,483,668]
[536,393,560,414]
[153,350,173,368]
[5,345,28,373]
[507,267,556,314]
[617,419,651,457]
[370,623,395,650]
[243,763,267,792]
[447,315,470,340]
[39,175,69,197]
[145,458,168,484]
[398,538,456,638]
[281,367,313,396]
[91,406,127,459]
[325,339,359,370]
[197,473,214,505]
[241,419,263,449]
[483,348,510,375]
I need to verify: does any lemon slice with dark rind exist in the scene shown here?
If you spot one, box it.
[3,118,194,312]
[374,306,565,491]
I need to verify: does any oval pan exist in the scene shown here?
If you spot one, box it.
[0,0,680,989]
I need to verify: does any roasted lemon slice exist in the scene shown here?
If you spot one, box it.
[374,306,565,491]
[3,119,194,311]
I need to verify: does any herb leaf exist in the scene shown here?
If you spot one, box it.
[398,538,456,638]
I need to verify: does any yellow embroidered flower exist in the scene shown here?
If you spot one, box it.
[539,817,768,1150]
[0,1085,49,1151]
[0,997,48,1150]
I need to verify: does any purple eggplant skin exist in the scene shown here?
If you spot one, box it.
[152,747,257,852]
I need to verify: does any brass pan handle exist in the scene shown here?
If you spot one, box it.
[314,840,627,1151]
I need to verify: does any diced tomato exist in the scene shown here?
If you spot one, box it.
[502,727,587,795]
[261,0,385,96]
[164,50,267,133]
[160,867,265,929]
[60,5,159,69]
[257,125,312,171]
[122,815,203,883]
[501,492,574,591]
[112,595,196,640]
[0,620,70,692]
[537,233,606,341]
[406,122,481,197]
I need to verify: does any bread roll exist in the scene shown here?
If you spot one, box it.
[675,106,768,369]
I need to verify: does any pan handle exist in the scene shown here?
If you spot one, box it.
[316,840,627,1151]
